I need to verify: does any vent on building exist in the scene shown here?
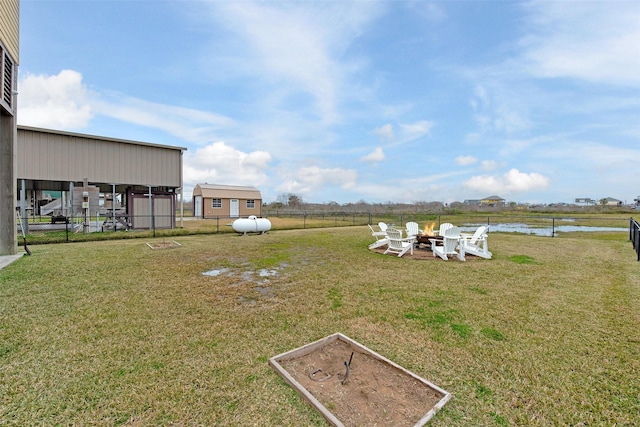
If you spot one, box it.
[2,50,14,111]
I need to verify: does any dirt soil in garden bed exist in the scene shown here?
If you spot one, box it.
[279,339,446,426]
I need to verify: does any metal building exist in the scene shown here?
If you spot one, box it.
[0,0,19,254]
[17,126,186,230]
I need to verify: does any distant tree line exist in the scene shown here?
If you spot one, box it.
[262,193,637,215]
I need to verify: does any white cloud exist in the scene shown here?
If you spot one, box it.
[183,141,272,189]
[277,166,357,195]
[360,147,385,163]
[469,83,530,134]
[480,160,501,171]
[521,2,640,87]
[95,96,235,145]
[399,120,434,141]
[204,2,385,124]
[372,124,394,141]
[371,120,434,148]
[455,155,477,166]
[464,168,549,194]
[18,69,236,144]
[18,70,93,129]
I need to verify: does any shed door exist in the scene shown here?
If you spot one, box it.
[230,199,239,217]
[194,196,202,218]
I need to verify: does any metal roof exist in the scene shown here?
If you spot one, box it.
[194,184,261,199]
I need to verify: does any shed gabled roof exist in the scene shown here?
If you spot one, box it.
[194,184,262,199]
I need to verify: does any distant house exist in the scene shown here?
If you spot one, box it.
[575,197,596,206]
[479,196,506,207]
[602,197,623,207]
[192,184,262,219]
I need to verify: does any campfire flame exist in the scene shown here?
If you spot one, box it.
[423,222,436,235]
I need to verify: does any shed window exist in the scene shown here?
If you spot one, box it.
[246,199,255,209]
[212,198,222,208]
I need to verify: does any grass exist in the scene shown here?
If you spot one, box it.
[1,227,639,425]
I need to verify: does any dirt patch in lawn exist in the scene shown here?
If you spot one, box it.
[273,335,450,426]
[370,245,475,261]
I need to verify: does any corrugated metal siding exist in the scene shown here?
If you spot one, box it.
[132,197,151,229]
[0,0,19,63]
[17,127,184,187]
[129,193,174,229]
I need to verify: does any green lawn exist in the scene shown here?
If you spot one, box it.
[1,227,638,426]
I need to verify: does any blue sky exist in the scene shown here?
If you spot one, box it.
[17,1,640,205]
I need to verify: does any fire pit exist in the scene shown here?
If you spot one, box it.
[416,235,442,249]
[415,222,441,249]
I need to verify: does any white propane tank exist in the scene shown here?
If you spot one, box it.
[232,215,272,235]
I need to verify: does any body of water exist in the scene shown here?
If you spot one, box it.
[461,223,626,236]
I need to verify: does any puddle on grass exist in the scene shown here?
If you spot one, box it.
[258,269,278,277]
[202,264,285,284]
[202,264,287,305]
[202,268,230,277]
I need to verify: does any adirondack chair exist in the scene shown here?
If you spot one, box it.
[367,224,389,250]
[430,226,465,261]
[383,228,415,257]
[429,222,454,249]
[459,226,492,259]
[405,221,421,239]
[378,222,389,232]
[434,222,454,236]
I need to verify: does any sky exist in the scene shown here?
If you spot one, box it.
[16,0,640,205]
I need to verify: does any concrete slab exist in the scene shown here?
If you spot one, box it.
[0,254,24,270]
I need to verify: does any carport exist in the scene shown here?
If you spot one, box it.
[16,126,186,231]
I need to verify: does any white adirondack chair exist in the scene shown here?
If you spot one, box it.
[378,222,389,232]
[430,226,465,261]
[459,226,492,259]
[405,221,421,239]
[367,224,389,250]
[434,222,454,236]
[430,222,454,249]
[383,228,415,257]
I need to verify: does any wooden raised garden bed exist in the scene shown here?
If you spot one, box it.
[269,333,451,426]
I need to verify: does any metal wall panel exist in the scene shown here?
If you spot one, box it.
[17,126,185,187]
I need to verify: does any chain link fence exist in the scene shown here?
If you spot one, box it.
[16,211,631,248]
